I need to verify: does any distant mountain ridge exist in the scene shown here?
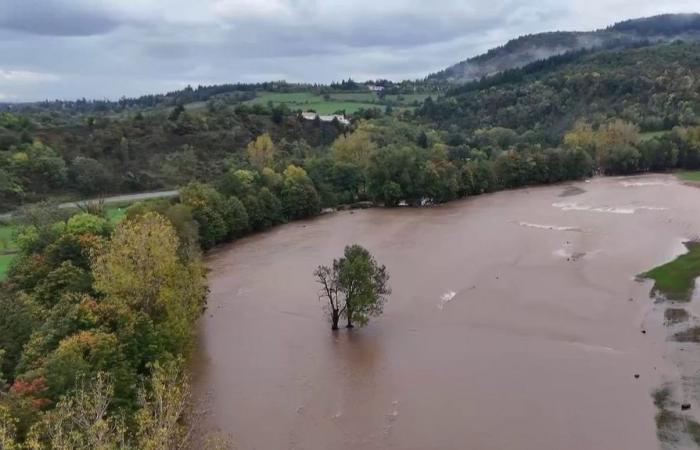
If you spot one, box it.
[429,13,700,83]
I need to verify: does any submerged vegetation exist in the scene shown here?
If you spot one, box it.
[677,170,700,182]
[664,308,690,325]
[652,386,700,447]
[314,245,391,330]
[641,242,700,302]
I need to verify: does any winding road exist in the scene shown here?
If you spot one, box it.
[0,190,179,221]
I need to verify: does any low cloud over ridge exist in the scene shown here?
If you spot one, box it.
[0,0,697,100]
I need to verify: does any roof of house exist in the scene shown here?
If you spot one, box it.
[301,112,350,125]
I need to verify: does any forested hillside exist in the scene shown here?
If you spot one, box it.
[429,13,700,83]
[3,41,700,213]
[421,42,700,139]
[0,106,345,212]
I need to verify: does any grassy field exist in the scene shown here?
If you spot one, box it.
[0,222,15,252]
[677,171,700,182]
[0,254,12,280]
[105,203,129,222]
[385,93,434,105]
[0,220,18,281]
[639,130,669,142]
[247,92,323,105]
[302,101,383,115]
[641,241,700,301]
[246,91,385,114]
[108,89,434,120]
[328,92,379,102]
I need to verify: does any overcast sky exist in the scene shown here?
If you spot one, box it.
[0,0,697,101]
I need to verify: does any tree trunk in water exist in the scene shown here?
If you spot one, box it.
[331,310,339,330]
[346,308,353,328]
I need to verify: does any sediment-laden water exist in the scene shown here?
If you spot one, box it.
[193,175,700,450]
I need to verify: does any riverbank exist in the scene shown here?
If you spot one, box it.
[194,174,699,450]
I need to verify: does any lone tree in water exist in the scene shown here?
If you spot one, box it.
[314,244,391,330]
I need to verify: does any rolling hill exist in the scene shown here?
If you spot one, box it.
[419,40,700,140]
[428,13,700,83]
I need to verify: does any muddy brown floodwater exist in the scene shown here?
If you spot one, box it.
[192,175,700,450]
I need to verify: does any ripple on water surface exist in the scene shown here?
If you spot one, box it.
[552,201,667,214]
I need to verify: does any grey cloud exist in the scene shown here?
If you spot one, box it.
[0,0,119,36]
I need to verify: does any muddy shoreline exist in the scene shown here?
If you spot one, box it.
[193,174,700,450]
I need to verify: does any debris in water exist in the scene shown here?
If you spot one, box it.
[682,403,691,411]
[570,252,585,261]
[559,186,586,197]
[634,374,640,379]
[641,330,646,334]
[386,401,399,420]
[555,249,586,261]
[438,291,457,310]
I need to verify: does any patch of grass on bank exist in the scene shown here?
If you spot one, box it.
[0,253,13,280]
[677,171,700,182]
[641,241,700,302]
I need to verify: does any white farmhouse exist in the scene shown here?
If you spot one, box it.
[301,112,350,126]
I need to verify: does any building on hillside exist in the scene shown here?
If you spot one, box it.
[301,112,350,126]
[367,84,384,92]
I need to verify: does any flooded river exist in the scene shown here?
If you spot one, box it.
[193,175,700,450]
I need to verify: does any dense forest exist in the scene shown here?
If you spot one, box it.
[3,41,700,214]
[2,15,700,448]
[421,42,700,138]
